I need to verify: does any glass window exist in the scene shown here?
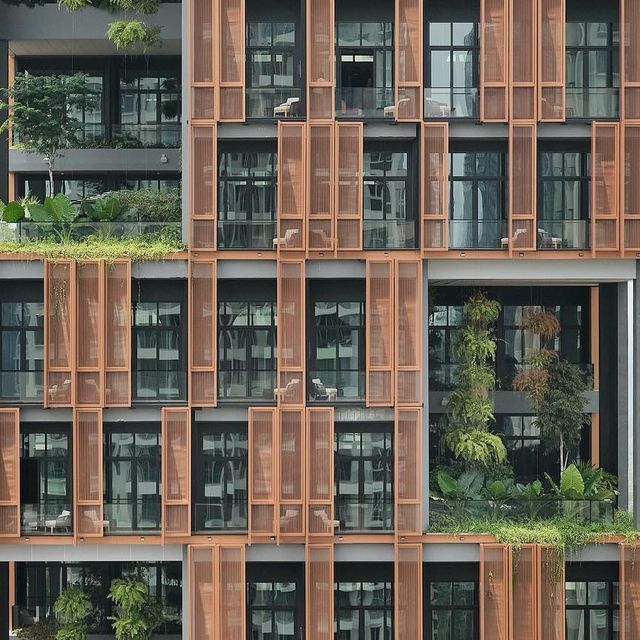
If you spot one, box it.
[425,580,478,640]
[498,416,545,483]
[566,579,619,640]
[428,304,464,391]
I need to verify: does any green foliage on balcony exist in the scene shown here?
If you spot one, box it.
[14,619,59,640]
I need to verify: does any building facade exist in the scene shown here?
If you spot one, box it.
[0,0,640,638]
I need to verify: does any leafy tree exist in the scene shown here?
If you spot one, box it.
[53,586,92,640]
[108,576,163,640]
[0,73,95,196]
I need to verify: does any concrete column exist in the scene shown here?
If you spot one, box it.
[422,260,430,531]
[0,40,8,205]
[635,263,640,527]
[0,563,8,640]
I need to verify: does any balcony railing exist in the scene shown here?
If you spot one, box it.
[111,123,181,148]
[104,498,161,534]
[448,220,508,250]
[133,371,186,403]
[218,370,277,402]
[363,219,417,249]
[537,220,590,250]
[21,503,72,536]
[424,88,479,119]
[0,371,43,404]
[192,499,248,532]
[335,496,393,532]
[566,88,619,120]
[308,371,365,402]
[336,87,395,119]
[246,88,304,119]
[216,220,277,250]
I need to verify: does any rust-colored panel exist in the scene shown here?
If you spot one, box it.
[621,544,640,639]
[219,545,245,639]
[480,544,509,640]
[538,545,565,640]
[218,0,245,121]
[249,407,277,539]
[45,260,75,407]
[307,0,335,120]
[0,409,19,537]
[335,122,363,250]
[623,124,640,249]
[395,408,422,535]
[308,123,335,251]
[539,0,565,121]
[192,0,215,85]
[105,260,131,407]
[394,544,422,640]
[509,123,537,252]
[422,123,449,251]
[73,409,103,537]
[395,0,423,121]
[306,544,334,640]
[278,409,305,538]
[480,0,508,122]
[189,259,216,406]
[622,0,640,120]
[366,260,394,407]
[306,407,334,537]
[190,546,215,640]
[510,0,537,120]
[591,122,620,252]
[162,407,190,536]
[277,260,305,405]
[277,122,306,251]
[191,125,217,250]
[512,545,537,639]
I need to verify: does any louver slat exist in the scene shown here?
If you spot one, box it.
[622,0,640,120]
[591,122,620,252]
[306,544,334,640]
[621,544,640,639]
[308,123,335,251]
[191,0,216,120]
[539,545,565,640]
[162,407,190,536]
[510,0,537,120]
[277,122,306,251]
[422,123,449,251]
[623,124,640,249]
[189,547,215,640]
[335,122,363,250]
[218,0,245,121]
[539,0,565,121]
[395,0,422,120]
[394,544,422,640]
[191,124,217,249]
[512,545,537,639]
[306,407,334,537]
[480,0,508,122]
[395,260,421,405]
[509,123,537,252]
[219,545,245,639]
[395,408,422,535]
[307,0,335,120]
[278,408,305,539]
[0,409,19,537]
[480,544,510,640]
[74,408,103,537]
[249,407,277,539]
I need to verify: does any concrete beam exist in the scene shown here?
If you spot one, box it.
[0,544,183,562]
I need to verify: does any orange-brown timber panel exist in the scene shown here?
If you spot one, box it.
[76,261,104,407]
[306,407,335,537]
[278,122,306,251]
[73,408,103,538]
[45,260,76,407]
[480,544,509,640]
[308,123,335,251]
[623,124,640,249]
[480,0,508,122]
[509,123,537,252]
[512,545,537,640]
[510,0,537,120]
[218,0,245,121]
[249,407,277,539]
[395,408,422,536]
[395,260,422,405]
[189,546,215,640]
[395,0,423,120]
[191,124,217,250]
[622,0,640,120]
[307,0,335,120]
[218,545,246,640]
[306,544,334,640]
[538,545,565,640]
[335,122,363,251]
[422,122,449,251]
[539,0,565,121]
[105,260,131,407]
[366,260,394,407]
[278,408,305,539]
[189,259,217,406]
[190,0,216,120]
[621,544,640,639]
[0,409,19,537]
[277,260,305,405]
[394,544,422,640]
[162,407,190,536]
[591,122,620,252]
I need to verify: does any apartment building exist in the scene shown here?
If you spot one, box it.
[0,0,639,638]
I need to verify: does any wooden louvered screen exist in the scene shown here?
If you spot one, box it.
[45,260,75,407]
[306,407,334,537]
[191,124,217,250]
[249,407,277,539]
[218,0,245,121]
[73,408,103,537]
[190,0,216,120]
[510,0,537,120]
[366,260,394,407]
[395,408,422,536]
[480,544,509,640]
[395,260,421,405]
[0,409,19,537]
[591,122,620,252]
[422,123,449,251]
[218,545,246,639]
[278,122,306,251]
[538,545,565,640]
[539,0,565,121]
[190,546,215,640]
[189,259,217,406]
[394,544,422,640]
[105,260,131,407]
[621,544,640,639]
[395,0,423,120]
[622,0,640,120]
[306,544,334,640]
[509,123,537,252]
[76,261,104,407]
[480,0,508,122]
[307,0,335,120]
[512,545,537,639]
[162,407,190,536]
[623,124,640,249]
[277,260,305,405]
[278,409,305,539]
[335,122,363,251]
[308,123,334,251]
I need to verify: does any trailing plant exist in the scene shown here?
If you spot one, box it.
[108,576,163,640]
[106,20,162,50]
[15,619,59,640]
[54,586,91,640]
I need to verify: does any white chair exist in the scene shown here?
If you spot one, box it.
[272,227,300,249]
[44,509,71,534]
[273,97,300,117]
[383,97,410,118]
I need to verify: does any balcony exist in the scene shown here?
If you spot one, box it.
[134,371,186,403]
[218,370,277,402]
[193,500,247,532]
[566,88,619,120]
[424,88,479,119]
[448,220,508,250]
[0,371,43,404]
[216,220,277,250]
[246,88,304,119]
[21,504,72,536]
[308,371,365,403]
[537,220,590,250]
[336,87,395,119]
[335,497,393,533]
[363,219,416,249]
[104,498,161,534]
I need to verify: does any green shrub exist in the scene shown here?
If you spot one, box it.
[108,577,163,640]
[54,587,91,640]
[106,188,181,222]
[15,619,59,640]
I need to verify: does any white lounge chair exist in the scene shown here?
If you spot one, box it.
[273,97,300,118]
